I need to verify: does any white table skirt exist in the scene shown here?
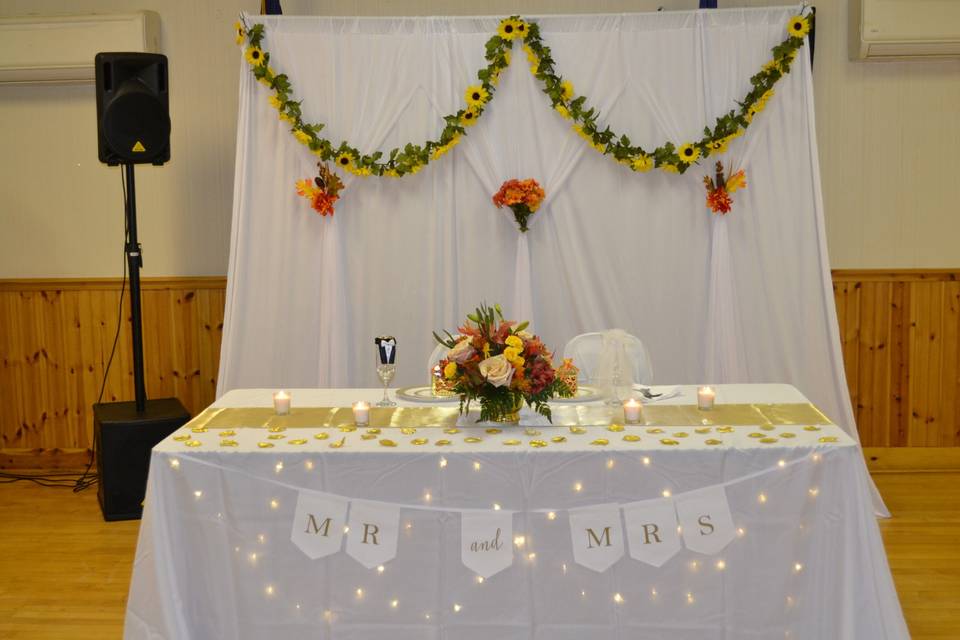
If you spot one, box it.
[125,385,908,639]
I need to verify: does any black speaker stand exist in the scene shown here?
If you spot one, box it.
[93,163,188,521]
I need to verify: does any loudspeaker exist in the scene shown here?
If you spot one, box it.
[94,398,190,521]
[95,52,170,166]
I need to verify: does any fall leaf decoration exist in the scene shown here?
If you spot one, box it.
[296,162,345,217]
[703,161,746,215]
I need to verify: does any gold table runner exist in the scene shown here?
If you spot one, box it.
[187,403,831,431]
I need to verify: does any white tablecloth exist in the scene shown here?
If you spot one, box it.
[125,385,908,639]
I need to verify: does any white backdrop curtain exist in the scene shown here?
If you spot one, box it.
[219,8,861,463]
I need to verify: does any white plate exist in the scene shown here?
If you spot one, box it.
[396,386,460,403]
[550,385,603,404]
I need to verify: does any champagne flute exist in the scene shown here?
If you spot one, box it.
[375,336,397,407]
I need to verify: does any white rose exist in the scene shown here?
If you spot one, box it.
[478,354,515,388]
[517,330,534,341]
[447,338,476,364]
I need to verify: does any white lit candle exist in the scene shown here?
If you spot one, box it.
[697,386,715,410]
[623,398,642,424]
[353,401,370,426]
[273,390,291,415]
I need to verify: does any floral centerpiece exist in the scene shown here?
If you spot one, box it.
[434,303,574,423]
[492,178,545,232]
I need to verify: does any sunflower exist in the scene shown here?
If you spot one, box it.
[245,46,266,67]
[554,104,571,120]
[460,108,480,127]
[660,163,679,174]
[498,18,521,41]
[708,138,729,155]
[677,143,700,164]
[560,80,574,102]
[294,129,312,146]
[631,155,653,172]
[268,95,283,110]
[465,85,489,107]
[234,21,245,45]
[744,105,758,123]
[335,153,354,171]
[384,168,400,178]
[788,15,810,38]
[514,19,529,38]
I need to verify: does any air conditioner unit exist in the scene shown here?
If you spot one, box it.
[851,0,960,60]
[0,12,160,84]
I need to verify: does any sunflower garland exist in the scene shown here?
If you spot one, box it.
[238,12,812,179]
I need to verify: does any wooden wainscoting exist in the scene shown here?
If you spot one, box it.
[0,277,226,468]
[833,270,960,449]
[1,271,959,469]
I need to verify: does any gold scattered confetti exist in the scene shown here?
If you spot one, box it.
[379,439,397,447]
[444,428,461,434]
[219,430,236,437]
[485,428,502,434]
[673,432,689,438]
[695,427,711,434]
[607,424,625,432]
[590,438,609,446]
[552,436,567,443]
[173,434,190,441]
[314,432,329,440]
[220,439,238,447]
[503,439,521,446]
[569,427,587,434]
[804,425,821,432]
[524,428,541,436]
[184,440,202,447]
[257,442,275,449]
[366,428,381,435]
[780,432,796,439]
[400,427,417,435]
[760,437,778,444]
[191,426,208,433]
[717,426,734,433]
[411,438,429,445]
[760,425,775,431]
[435,439,452,446]
[340,426,357,432]
[646,428,664,434]
[529,440,548,448]
[267,434,286,440]
[660,439,679,446]
[818,436,839,443]
[622,434,641,442]
[268,426,286,433]
[329,437,346,449]
[288,439,307,445]
[748,433,765,438]
[464,437,482,443]
[705,439,723,445]
[360,434,377,440]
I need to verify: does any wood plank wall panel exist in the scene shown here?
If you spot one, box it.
[2,271,959,468]
[833,271,960,449]
[0,278,225,468]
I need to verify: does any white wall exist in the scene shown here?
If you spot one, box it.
[1,0,958,277]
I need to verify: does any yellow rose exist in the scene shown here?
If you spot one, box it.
[505,335,523,349]
[443,362,458,379]
[504,347,521,361]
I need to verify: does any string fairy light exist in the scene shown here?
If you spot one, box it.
[377,565,385,574]
[715,559,726,571]
[662,489,672,498]
[613,592,624,604]
[275,460,284,473]
[193,490,203,499]
[169,458,180,469]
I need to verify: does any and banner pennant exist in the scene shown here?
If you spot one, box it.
[291,491,348,559]
[460,511,513,579]
[568,503,624,572]
[345,501,400,568]
[623,497,682,567]
[675,485,736,554]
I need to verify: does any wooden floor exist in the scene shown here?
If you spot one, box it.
[0,472,957,638]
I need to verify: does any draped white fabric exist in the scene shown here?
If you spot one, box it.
[219,8,857,453]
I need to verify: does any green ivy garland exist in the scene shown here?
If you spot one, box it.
[236,12,812,178]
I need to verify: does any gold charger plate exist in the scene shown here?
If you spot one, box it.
[549,385,603,404]
[396,386,460,403]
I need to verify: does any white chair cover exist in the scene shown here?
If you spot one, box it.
[563,331,654,385]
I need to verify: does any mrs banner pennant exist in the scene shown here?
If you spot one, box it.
[568,503,624,572]
[346,501,400,568]
[675,485,736,554]
[460,511,513,579]
[291,491,348,559]
[623,497,682,567]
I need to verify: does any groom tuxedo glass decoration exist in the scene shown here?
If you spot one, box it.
[376,336,397,365]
